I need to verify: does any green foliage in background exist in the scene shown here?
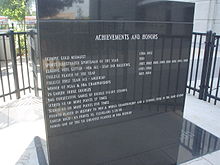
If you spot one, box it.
[0,0,33,56]
[0,0,27,22]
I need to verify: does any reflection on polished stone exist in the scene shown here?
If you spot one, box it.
[38,0,194,22]
[178,119,220,164]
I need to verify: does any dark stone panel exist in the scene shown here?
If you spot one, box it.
[37,0,194,22]
[39,21,192,137]
[39,20,192,165]
[48,112,182,165]
[36,1,200,165]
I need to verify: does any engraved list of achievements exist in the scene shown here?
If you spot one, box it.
[45,54,131,129]
[37,0,194,165]
[44,33,188,132]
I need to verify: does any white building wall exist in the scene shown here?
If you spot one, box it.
[181,0,220,34]
[213,0,220,33]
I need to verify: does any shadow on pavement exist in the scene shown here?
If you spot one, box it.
[16,136,48,165]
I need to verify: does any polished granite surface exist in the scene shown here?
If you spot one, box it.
[38,20,194,165]
[37,0,195,165]
[38,0,194,23]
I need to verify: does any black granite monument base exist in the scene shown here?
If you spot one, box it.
[37,0,197,164]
